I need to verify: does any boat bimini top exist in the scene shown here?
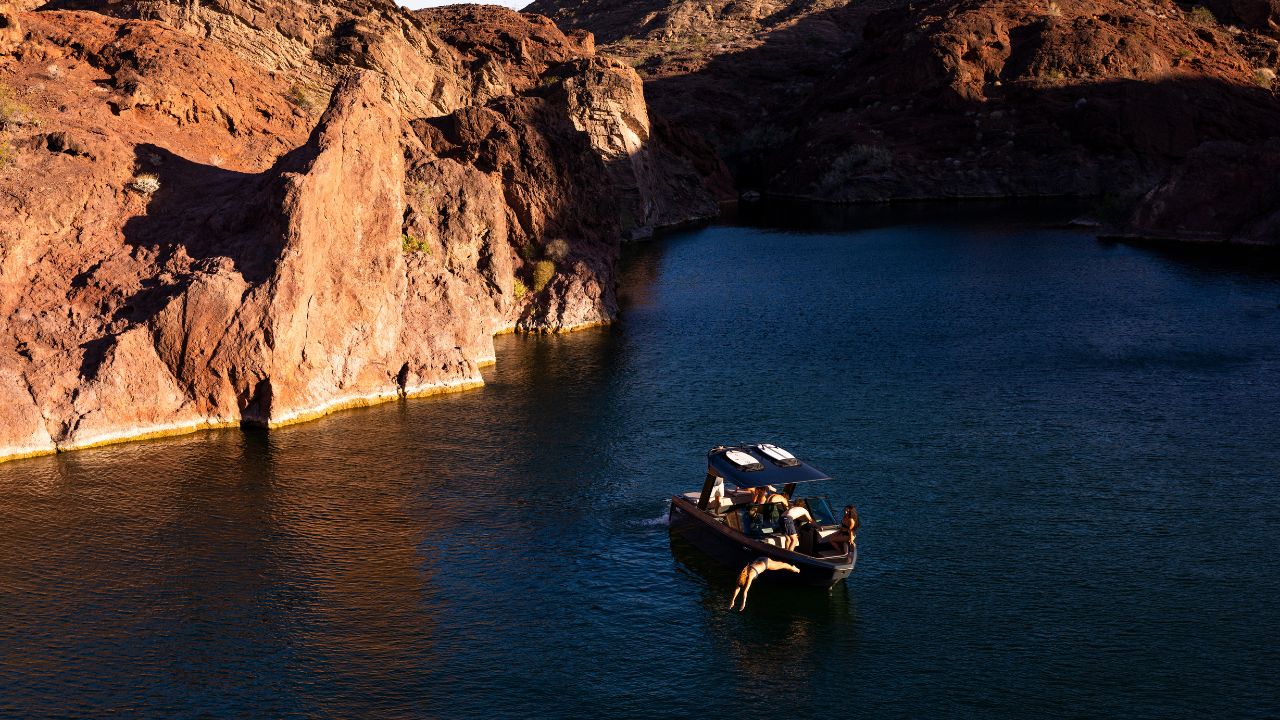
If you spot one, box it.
[695,444,831,512]
[707,443,830,488]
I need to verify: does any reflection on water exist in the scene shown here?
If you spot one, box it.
[2,212,1280,718]
[727,197,1092,233]
[670,531,860,705]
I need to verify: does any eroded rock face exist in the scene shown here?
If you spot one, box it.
[1201,0,1280,35]
[1128,140,1280,243]
[562,57,720,237]
[139,72,411,431]
[48,0,473,117]
[0,4,20,55]
[757,0,1280,203]
[539,0,1280,240]
[527,0,851,44]
[0,1,720,461]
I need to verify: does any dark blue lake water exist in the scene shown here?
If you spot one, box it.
[2,207,1279,719]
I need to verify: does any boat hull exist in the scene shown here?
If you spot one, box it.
[668,496,855,589]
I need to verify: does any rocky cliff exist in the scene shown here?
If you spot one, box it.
[0,0,719,462]
[530,0,1280,244]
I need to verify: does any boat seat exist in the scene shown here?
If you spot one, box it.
[710,496,737,512]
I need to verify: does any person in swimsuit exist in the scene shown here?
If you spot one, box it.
[781,505,813,551]
[729,556,800,611]
[829,505,860,551]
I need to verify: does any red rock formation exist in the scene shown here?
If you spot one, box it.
[535,0,1280,242]
[1128,139,1280,242]
[763,0,1280,205]
[1199,0,1280,35]
[0,4,20,55]
[0,0,720,462]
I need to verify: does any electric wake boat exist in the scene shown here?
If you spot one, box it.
[668,443,857,588]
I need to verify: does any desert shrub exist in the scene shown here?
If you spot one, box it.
[819,144,893,192]
[0,84,30,130]
[1045,1,1062,17]
[1189,5,1216,24]
[285,84,314,111]
[513,278,528,299]
[545,238,570,261]
[401,232,430,254]
[730,124,795,154]
[723,123,797,176]
[518,238,537,262]
[1254,69,1276,89]
[0,139,13,169]
[131,173,161,194]
[407,180,432,203]
[532,260,555,294]
[832,144,892,173]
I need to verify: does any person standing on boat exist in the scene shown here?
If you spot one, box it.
[781,504,813,552]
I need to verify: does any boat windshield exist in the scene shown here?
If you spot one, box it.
[796,496,838,526]
[735,503,786,538]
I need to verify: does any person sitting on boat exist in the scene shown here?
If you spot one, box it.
[743,503,772,536]
[781,504,813,552]
[830,505,860,550]
[730,556,801,611]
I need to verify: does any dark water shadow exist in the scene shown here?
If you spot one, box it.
[727,196,1093,233]
[1100,236,1280,278]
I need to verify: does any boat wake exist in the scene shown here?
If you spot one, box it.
[637,511,670,527]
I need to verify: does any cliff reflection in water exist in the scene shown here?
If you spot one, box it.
[0,326,628,716]
[0,426,448,715]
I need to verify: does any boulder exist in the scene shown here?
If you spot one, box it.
[1129,140,1280,244]
[0,3,20,55]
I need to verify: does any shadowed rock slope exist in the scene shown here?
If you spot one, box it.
[0,0,719,461]
[531,0,1280,244]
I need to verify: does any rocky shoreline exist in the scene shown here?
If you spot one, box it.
[531,0,1280,246]
[4,0,1279,463]
[0,0,720,464]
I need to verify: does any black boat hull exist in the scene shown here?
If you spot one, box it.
[668,496,855,589]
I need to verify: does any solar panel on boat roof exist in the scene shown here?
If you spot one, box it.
[757,443,800,467]
[724,449,763,470]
